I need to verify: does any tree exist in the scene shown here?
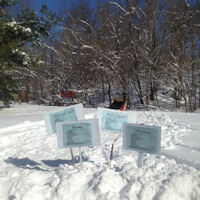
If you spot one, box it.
[0,1,59,106]
[33,0,200,111]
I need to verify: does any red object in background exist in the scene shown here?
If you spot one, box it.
[61,90,77,99]
[120,102,127,111]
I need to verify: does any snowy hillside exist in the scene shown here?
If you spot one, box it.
[0,104,200,200]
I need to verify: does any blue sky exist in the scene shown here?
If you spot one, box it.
[33,0,198,13]
[33,0,60,11]
[33,0,97,12]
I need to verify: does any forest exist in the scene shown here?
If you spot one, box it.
[0,0,200,112]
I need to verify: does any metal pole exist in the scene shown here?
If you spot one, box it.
[138,152,143,168]
[79,147,83,170]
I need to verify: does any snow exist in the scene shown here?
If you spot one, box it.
[7,21,17,27]
[24,27,32,33]
[0,104,200,200]
[38,60,45,65]
[11,49,31,65]
[80,45,93,51]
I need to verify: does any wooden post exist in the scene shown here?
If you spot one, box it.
[109,135,116,169]
[70,147,76,168]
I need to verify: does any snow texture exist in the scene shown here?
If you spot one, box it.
[0,104,199,200]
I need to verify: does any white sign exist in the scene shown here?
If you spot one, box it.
[56,119,101,148]
[97,107,136,134]
[44,103,84,135]
[123,123,161,154]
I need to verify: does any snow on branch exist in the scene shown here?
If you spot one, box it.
[80,44,93,50]
[42,43,58,54]
[80,20,93,31]
[184,0,190,7]
[109,1,128,14]
[60,27,82,45]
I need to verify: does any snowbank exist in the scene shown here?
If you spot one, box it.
[0,104,199,200]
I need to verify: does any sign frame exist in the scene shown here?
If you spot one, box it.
[122,123,161,154]
[44,103,84,135]
[97,107,136,134]
[56,119,101,148]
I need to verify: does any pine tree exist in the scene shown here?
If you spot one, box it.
[0,1,59,106]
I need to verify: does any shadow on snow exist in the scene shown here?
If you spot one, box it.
[4,156,89,170]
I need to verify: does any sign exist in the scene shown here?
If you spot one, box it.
[44,103,84,134]
[122,124,161,154]
[56,119,101,148]
[97,108,135,134]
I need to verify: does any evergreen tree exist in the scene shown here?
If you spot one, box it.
[0,1,59,106]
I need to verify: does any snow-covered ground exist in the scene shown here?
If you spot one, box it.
[0,104,199,200]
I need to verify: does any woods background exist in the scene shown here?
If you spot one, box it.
[0,0,200,112]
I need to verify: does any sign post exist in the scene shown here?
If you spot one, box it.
[79,147,83,170]
[122,124,161,168]
[56,119,101,170]
[109,135,116,169]
[138,152,143,168]
[97,108,135,168]
[44,104,85,167]
[70,147,76,168]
